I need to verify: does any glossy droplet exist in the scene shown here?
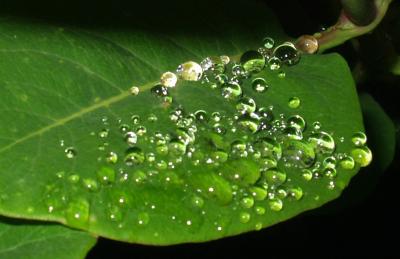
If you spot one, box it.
[287,115,306,131]
[287,186,303,200]
[130,86,140,96]
[98,128,109,138]
[240,50,266,73]
[68,174,80,183]
[339,155,355,170]
[288,97,301,109]
[308,132,335,154]
[252,78,268,93]
[240,197,255,209]
[160,71,178,87]
[282,126,303,140]
[273,42,300,65]
[65,198,90,228]
[221,82,242,100]
[131,115,140,124]
[151,84,168,98]
[269,198,283,211]
[312,121,321,130]
[136,126,147,136]
[237,116,259,133]
[132,170,147,183]
[263,37,275,49]
[351,132,367,147]
[277,71,286,78]
[176,61,203,81]
[255,206,266,215]
[97,166,116,184]
[232,64,247,78]
[268,57,281,70]
[249,186,268,201]
[239,212,251,223]
[124,131,137,146]
[137,212,150,225]
[323,156,336,169]
[323,167,337,179]
[168,140,187,157]
[302,169,313,181]
[220,55,230,65]
[236,97,256,114]
[254,137,282,160]
[65,147,76,158]
[82,178,98,192]
[195,110,208,122]
[105,152,117,164]
[295,35,318,54]
[264,168,287,186]
[200,56,225,74]
[351,146,372,167]
[125,147,145,166]
[231,140,247,158]
[215,74,229,85]
[282,140,316,168]
[191,196,204,208]
[108,206,122,222]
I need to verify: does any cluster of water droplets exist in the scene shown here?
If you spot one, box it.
[49,36,372,234]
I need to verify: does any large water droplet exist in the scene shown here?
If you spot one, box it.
[295,35,319,54]
[351,146,372,167]
[160,71,178,87]
[273,42,300,65]
[308,132,335,154]
[351,132,367,147]
[240,50,266,73]
[176,61,203,81]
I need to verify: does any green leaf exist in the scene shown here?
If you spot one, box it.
[0,1,367,245]
[0,217,96,259]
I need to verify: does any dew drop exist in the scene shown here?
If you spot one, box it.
[65,147,77,159]
[68,174,80,183]
[106,151,118,164]
[255,206,266,215]
[151,84,168,97]
[221,82,242,100]
[268,57,281,70]
[191,195,204,208]
[239,212,251,223]
[176,61,203,81]
[125,147,145,166]
[240,197,255,209]
[307,132,335,154]
[288,97,301,109]
[131,115,140,124]
[124,131,138,146]
[273,42,300,65]
[108,206,122,222]
[263,168,287,186]
[277,71,286,78]
[130,86,140,96]
[252,78,269,93]
[323,167,337,179]
[236,97,256,115]
[65,198,90,228]
[281,140,316,168]
[301,169,313,181]
[254,137,282,160]
[351,146,372,167]
[82,178,98,192]
[351,132,367,147]
[269,198,283,211]
[287,115,306,131]
[97,166,116,184]
[237,116,259,133]
[287,186,303,200]
[240,50,266,73]
[339,155,355,170]
[323,156,336,169]
[195,110,208,122]
[231,64,247,78]
[255,222,263,231]
[262,37,275,49]
[98,128,109,138]
[249,186,268,201]
[295,35,319,54]
[160,71,178,87]
[138,212,150,225]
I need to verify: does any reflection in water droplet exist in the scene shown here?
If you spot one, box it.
[252,78,269,93]
[65,147,76,159]
[236,97,256,115]
[273,42,300,65]
[82,178,98,192]
[351,132,367,147]
[282,140,315,168]
[277,71,286,78]
[264,169,287,186]
[98,129,109,138]
[288,115,306,131]
[287,187,303,200]
[249,186,268,201]
[295,35,319,54]
[302,169,313,181]
[191,196,204,208]
[308,132,335,154]
[151,84,168,97]
[268,57,281,70]
[177,61,203,81]
[351,146,372,167]
[160,71,178,87]
[255,206,266,215]
[240,50,266,73]
[221,82,242,100]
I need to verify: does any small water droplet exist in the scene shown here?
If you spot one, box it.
[65,198,90,228]
[239,212,251,223]
[339,155,355,170]
[176,61,203,81]
[263,169,287,186]
[160,71,178,87]
[282,140,316,168]
[351,146,372,167]
[65,147,77,159]
[138,212,149,225]
[221,82,242,100]
[151,84,169,97]
[131,115,140,124]
[288,97,301,109]
[277,71,286,78]
[98,128,109,138]
[108,206,122,222]
[191,195,204,208]
[255,206,266,215]
[236,97,256,114]
[301,169,313,181]
[240,50,266,73]
[106,151,118,164]
[263,37,275,49]
[287,186,303,200]
[125,147,145,166]
[308,132,335,154]
[268,57,281,70]
[82,178,98,192]
[249,186,268,201]
[195,110,208,122]
[269,198,283,211]
[68,174,80,183]
[130,86,140,96]
[351,132,367,147]
[97,166,116,184]
[240,197,255,209]
[323,167,337,179]
[124,131,137,146]
[252,78,269,93]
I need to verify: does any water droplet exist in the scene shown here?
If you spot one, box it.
[351,132,367,146]
[130,86,140,96]
[323,167,337,179]
[273,42,300,65]
[125,147,145,166]
[176,61,203,81]
[312,121,321,130]
[240,50,266,73]
[249,186,268,201]
[263,168,287,186]
[236,97,256,114]
[97,166,116,184]
[269,198,283,211]
[255,206,266,215]
[131,115,140,124]
[308,132,335,154]
[195,110,208,122]
[98,129,109,138]
[213,123,227,135]
[239,212,251,223]
[282,140,316,168]
[288,97,301,109]
[301,169,313,181]
[277,71,286,78]
[124,131,137,146]
[231,64,247,78]
[323,156,336,169]
[132,170,147,183]
[151,84,168,97]
[160,71,178,87]
[339,155,355,170]
[221,82,242,100]
[240,197,255,209]
[282,126,303,140]
[82,178,98,191]
[106,151,118,164]
[136,126,147,136]
[201,56,225,74]
[254,137,282,160]
[251,78,268,93]
[268,57,281,70]
[255,222,263,230]
[263,37,275,49]
[138,212,149,225]
[65,147,76,159]
[168,139,187,157]
[65,198,90,228]
[295,35,319,54]
[68,174,80,183]
[237,116,259,133]
[220,55,230,65]
[351,146,372,167]
[215,74,229,85]
[287,186,303,200]
[287,115,306,131]
[108,206,122,222]
[191,195,204,208]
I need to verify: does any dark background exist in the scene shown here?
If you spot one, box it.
[2,0,399,258]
